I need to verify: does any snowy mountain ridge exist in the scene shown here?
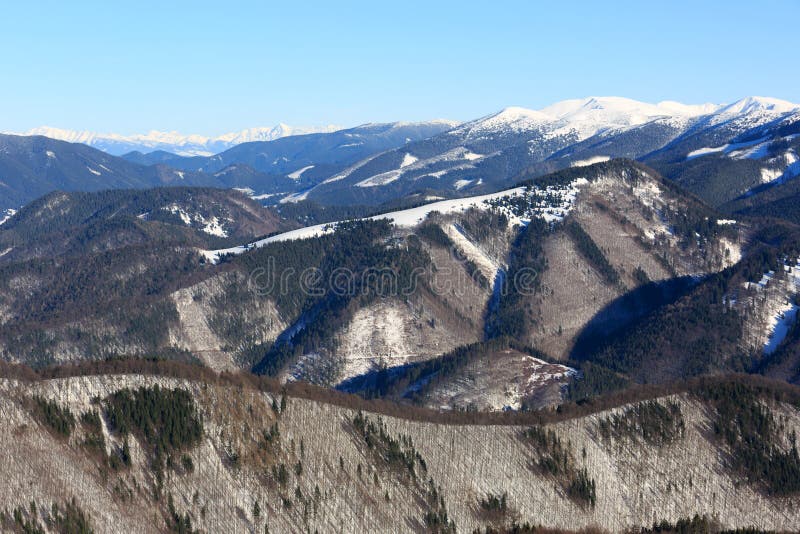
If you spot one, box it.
[460,96,798,141]
[294,96,800,207]
[7,123,345,156]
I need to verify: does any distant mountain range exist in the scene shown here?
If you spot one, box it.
[0,121,457,209]
[2,96,799,213]
[4,123,345,156]
[289,96,800,206]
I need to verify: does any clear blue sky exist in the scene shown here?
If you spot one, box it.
[2,0,798,135]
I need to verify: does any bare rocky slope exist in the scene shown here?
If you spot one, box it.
[0,367,798,533]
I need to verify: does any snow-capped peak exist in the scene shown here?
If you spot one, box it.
[494,106,552,122]
[716,96,799,116]
[462,96,723,141]
[458,96,800,143]
[461,107,551,135]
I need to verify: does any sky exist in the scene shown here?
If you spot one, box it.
[1,0,798,135]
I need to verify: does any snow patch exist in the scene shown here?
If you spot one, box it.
[201,216,228,238]
[252,193,280,200]
[399,153,418,168]
[288,165,314,180]
[686,146,727,159]
[760,167,783,183]
[165,204,192,225]
[686,137,770,160]
[356,170,402,188]
[163,204,229,237]
[442,223,501,282]
[0,209,16,225]
[279,190,311,203]
[571,155,610,167]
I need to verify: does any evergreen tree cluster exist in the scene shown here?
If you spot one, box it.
[31,396,75,438]
[104,385,203,457]
[523,426,597,508]
[694,381,800,495]
[352,412,427,479]
[598,400,685,446]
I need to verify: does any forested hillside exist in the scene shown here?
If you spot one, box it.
[0,364,797,533]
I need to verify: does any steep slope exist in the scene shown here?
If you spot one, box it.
[339,338,577,411]
[0,368,798,532]
[569,222,800,390]
[490,160,742,360]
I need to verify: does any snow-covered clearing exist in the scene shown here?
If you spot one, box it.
[399,153,418,168]
[745,259,800,354]
[279,190,311,203]
[201,216,228,237]
[163,204,229,237]
[443,223,501,282]
[356,170,402,188]
[571,155,610,167]
[288,165,314,179]
[686,136,769,160]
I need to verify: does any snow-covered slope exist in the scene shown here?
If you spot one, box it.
[462,96,718,141]
[299,96,799,207]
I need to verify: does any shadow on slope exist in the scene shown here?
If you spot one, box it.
[569,276,699,360]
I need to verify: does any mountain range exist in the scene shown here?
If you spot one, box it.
[0,96,797,214]
[4,98,800,531]
[282,96,800,207]
[5,123,344,156]
[0,121,457,209]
